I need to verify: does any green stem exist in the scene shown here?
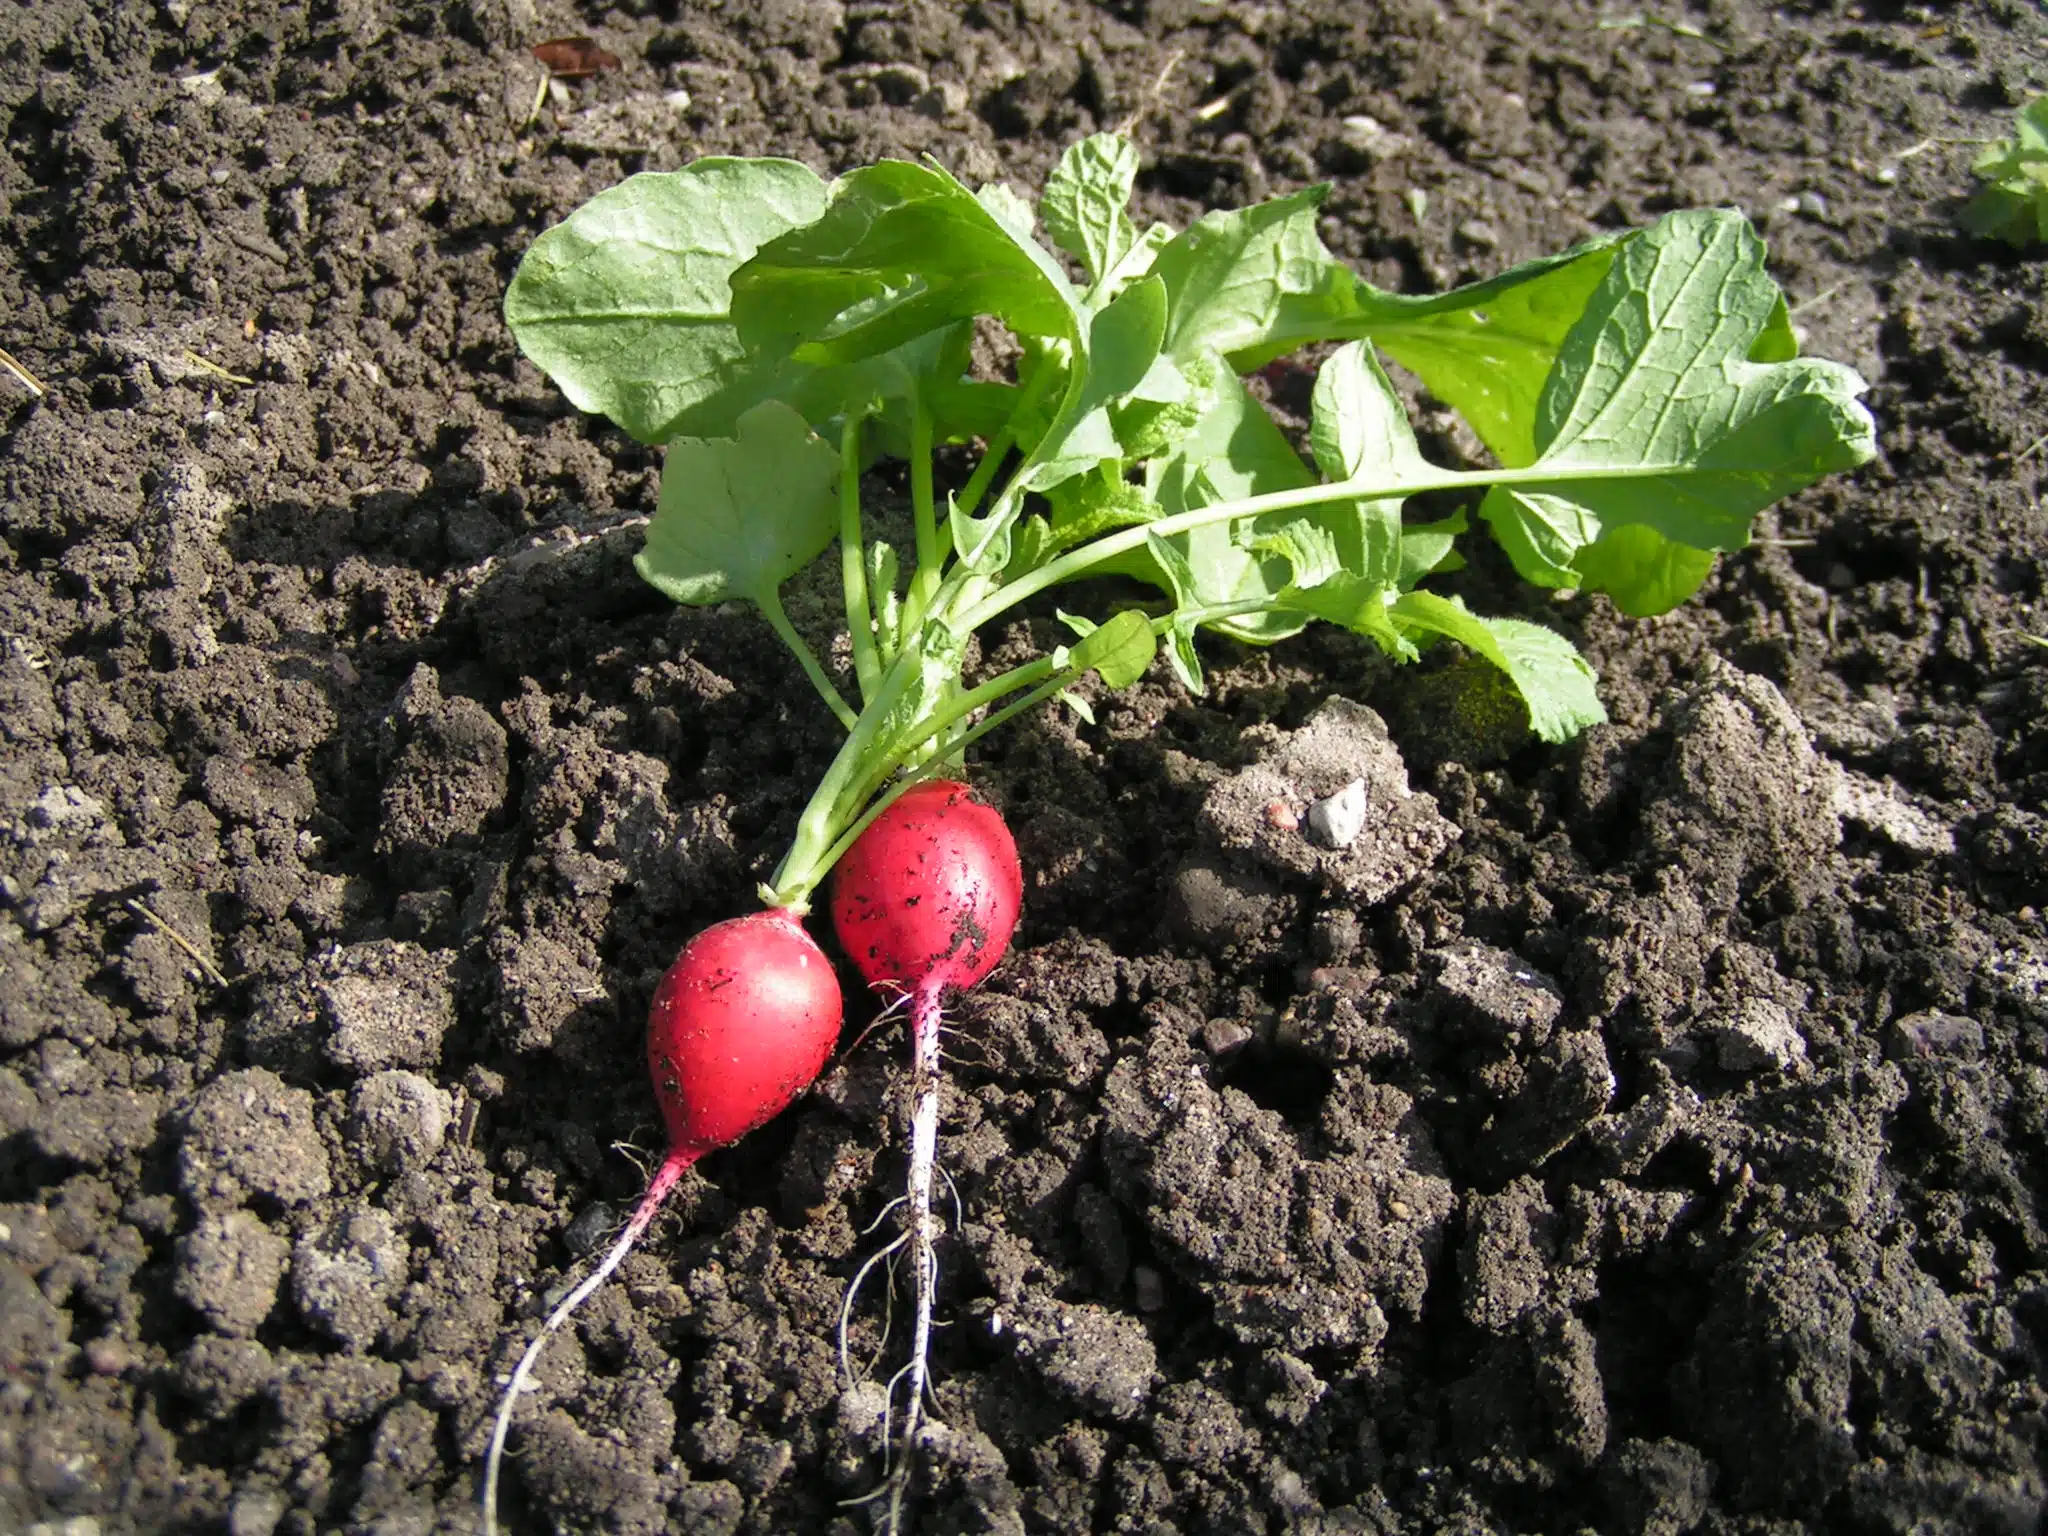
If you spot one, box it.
[954,458,1670,634]
[844,654,1061,811]
[803,668,1080,891]
[903,391,942,638]
[767,642,925,908]
[753,587,859,733]
[840,413,882,705]
[954,359,1063,520]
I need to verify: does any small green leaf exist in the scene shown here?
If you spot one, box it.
[1476,488,1597,589]
[1067,609,1157,689]
[1389,591,1606,743]
[1043,133,1141,288]
[1961,96,2048,249]
[1151,185,1337,365]
[1248,520,1344,589]
[504,159,830,444]
[1058,689,1098,725]
[1032,275,1169,489]
[1278,570,1413,660]
[1299,342,1416,589]
[1396,510,1468,591]
[1099,222,1176,303]
[950,490,1012,575]
[1163,622,1206,695]
[634,401,841,607]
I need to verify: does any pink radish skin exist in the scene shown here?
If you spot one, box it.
[829,780,1021,1525]
[482,907,842,1536]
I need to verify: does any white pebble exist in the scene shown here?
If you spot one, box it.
[1306,779,1369,849]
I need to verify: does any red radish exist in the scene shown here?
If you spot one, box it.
[482,907,842,1536]
[829,779,1021,1522]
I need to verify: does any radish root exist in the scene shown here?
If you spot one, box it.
[883,982,947,1534]
[482,1148,695,1536]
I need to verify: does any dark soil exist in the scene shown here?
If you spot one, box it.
[4,2,2047,1533]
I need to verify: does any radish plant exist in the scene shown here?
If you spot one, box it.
[488,130,1879,1525]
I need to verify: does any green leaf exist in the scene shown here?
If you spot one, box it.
[949,489,1011,575]
[1032,275,1169,489]
[1043,133,1141,288]
[1100,222,1176,303]
[1145,182,1648,469]
[1389,591,1606,743]
[1277,570,1413,660]
[1482,210,1875,611]
[730,160,1085,365]
[1961,96,2048,249]
[634,401,841,606]
[1569,523,1719,617]
[1365,239,1629,467]
[1299,342,1416,589]
[1140,366,1319,644]
[504,159,830,444]
[1066,609,1157,689]
[1150,186,1338,365]
[1396,510,1468,591]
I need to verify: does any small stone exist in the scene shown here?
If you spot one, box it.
[226,1488,288,1536]
[1885,1010,1984,1061]
[563,1200,617,1255]
[84,1336,132,1376]
[1338,114,1407,159]
[1713,998,1807,1072]
[1201,1018,1253,1057]
[1263,800,1299,832]
[1454,219,1500,250]
[1796,191,1828,218]
[1305,779,1368,849]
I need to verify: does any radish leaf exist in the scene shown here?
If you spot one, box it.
[1043,132,1141,290]
[503,159,828,444]
[634,401,841,607]
[1479,210,1876,612]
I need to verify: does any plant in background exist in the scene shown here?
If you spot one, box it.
[1960,94,2048,248]
[504,131,1877,909]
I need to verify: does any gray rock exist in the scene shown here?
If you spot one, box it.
[995,1294,1157,1419]
[1713,998,1807,1073]
[1305,778,1368,848]
[318,941,456,1073]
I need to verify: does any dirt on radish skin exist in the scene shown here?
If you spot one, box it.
[828,780,1023,1526]
[481,907,842,1536]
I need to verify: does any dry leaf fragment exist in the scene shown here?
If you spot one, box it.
[532,37,621,78]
